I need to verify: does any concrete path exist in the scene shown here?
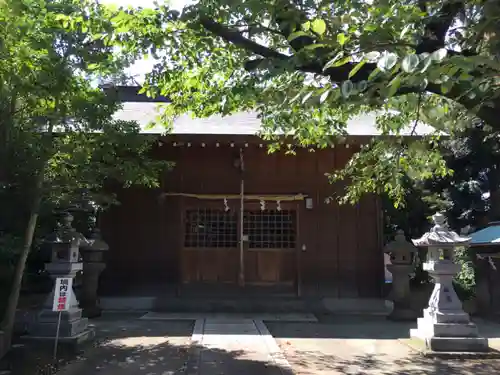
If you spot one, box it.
[52,315,500,375]
[188,318,292,375]
[268,316,500,375]
[56,319,193,375]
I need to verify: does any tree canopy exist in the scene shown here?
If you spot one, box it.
[0,0,166,347]
[101,0,500,206]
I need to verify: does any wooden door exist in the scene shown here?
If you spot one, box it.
[180,201,240,283]
[243,202,298,285]
[180,200,299,287]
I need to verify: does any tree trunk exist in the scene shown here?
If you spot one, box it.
[0,122,53,354]
[0,172,44,347]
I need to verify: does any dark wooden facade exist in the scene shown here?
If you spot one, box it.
[100,135,385,298]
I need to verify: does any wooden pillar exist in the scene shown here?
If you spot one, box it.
[238,148,245,286]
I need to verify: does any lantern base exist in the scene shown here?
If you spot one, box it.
[410,310,488,352]
[21,327,95,348]
[29,309,90,338]
[410,328,488,352]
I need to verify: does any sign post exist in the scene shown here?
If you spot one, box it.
[52,277,72,361]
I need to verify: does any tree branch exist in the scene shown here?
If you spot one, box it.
[198,9,497,128]
[416,1,465,54]
[199,16,289,61]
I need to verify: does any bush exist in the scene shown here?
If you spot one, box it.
[453,246,476,301]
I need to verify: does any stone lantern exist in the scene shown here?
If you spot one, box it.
[383,229,418,320]
[80,228,109,318]
[410,212,488,352]
[25,213,95,344]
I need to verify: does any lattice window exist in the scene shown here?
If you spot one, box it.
[243,210,296,249]
[184,209,238,248]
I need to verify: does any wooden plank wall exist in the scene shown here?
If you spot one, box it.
[100,140,384,298]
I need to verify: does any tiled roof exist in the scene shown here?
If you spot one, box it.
[114,102,436,136]
[470,222,500,245]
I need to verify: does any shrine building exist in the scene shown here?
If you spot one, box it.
[97,86,433,308]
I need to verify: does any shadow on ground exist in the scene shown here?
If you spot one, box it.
[267,315,500,339]
[5,318,294,375]
[4,315,500,375]
[3,319,194,375]
[282,350,500,375]
[56,318,292,375]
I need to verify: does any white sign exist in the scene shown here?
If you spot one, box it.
[52,277,73,312]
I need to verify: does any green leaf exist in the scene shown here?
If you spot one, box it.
[377,52,398,72]
[337,33,346,46]
[420,56,432,73]
[288,91,303,104]
[302,43,327,50]
[368,67,380,81]
[319,88,330,103]
[431,48,448,62]
[323,53,351,71]
[301,21,310,31]
[357,80,368,92]
[401,54,419,73]
[288,31,308,42]
[400,24,411,39]
[387,75,401,97]
[301,91,313,104]
[419,78,428,91]
[349,60,366,78]
[364,51,380,62]
[341,80,354,98]
[478,81,490,92]
[441,80,454,94]
[311,19,326,35]
[332,55,352,68]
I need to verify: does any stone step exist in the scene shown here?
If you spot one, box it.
[154,297,312,313]
[426,336,489,352]
[416,318,479,337]
[28,316,89,337]
[423,309,470,324]
[99,296,314,313]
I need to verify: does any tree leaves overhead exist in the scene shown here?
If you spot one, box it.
[103,0,500,206]
[0,0,170,237]
[311,19,326,36]
[401,54,419,73]
[0,0,172,348]
[377,52,398,72]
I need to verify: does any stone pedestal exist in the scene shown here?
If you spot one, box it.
[23,214,95,345]
[387,264,418,321]
[384,230,418,321]
[80,229,108,318]
[410,259,488,352]
[81,262,106,318]
[26,262,95,344]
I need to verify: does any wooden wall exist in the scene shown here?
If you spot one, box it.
[100,137,384,298]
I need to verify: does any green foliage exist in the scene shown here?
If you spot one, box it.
[0,0,167,219]
[453,246,476,301]
[0,0,170,334]
[102,0,500,207]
